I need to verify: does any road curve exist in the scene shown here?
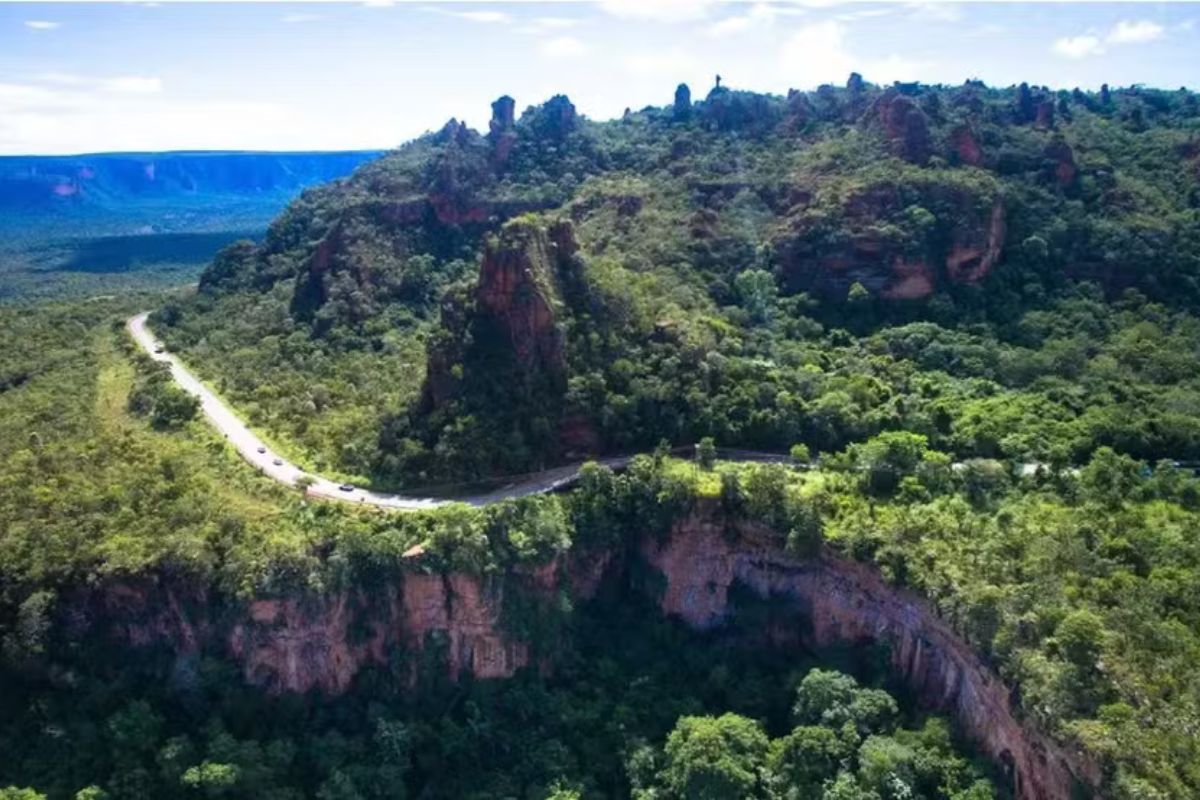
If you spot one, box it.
[127,312,654,510]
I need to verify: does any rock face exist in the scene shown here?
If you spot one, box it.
[420,218,575,411]
[673,83,692,121]
[1044,137,1078,189]
[489,95,517,166]
[474,219,572,376]
[776,184,1007,301]
[784,89,813,130]
[951,123,984,167]
[868,88,932,165]
[946,197,1007,284]
[524,94,578,142]
[639,514,1099,800]
[81,505,1097,800]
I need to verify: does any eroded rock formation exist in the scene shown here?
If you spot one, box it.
[867,88,932,165]
[489,95,517,167]
[951,123,984,167]
[1045,137,1078,189]
[640,514,1099,800]
[79,504,1095,800]
[775,184,1007,301]
[419,218,576,410]
[474,219,572,375]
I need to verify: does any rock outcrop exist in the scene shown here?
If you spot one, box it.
[1044,136,1078,189]
[523,94,578,143]
[420,218,575,410]
[673,83,691,121]
[867,88,932,165]
[640,514,1099,800]
[784,89,813,131]
[951,123,984,167]
[489,95,517,166]
[81,506,1097,800]
[775,183,1007,301]
[474,219,572,375]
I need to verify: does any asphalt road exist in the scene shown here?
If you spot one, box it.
[127,312,677,509]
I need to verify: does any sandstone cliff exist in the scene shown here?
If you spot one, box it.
[79,504,1095,800]
[776,181,1007,302]
[421,217,575,410]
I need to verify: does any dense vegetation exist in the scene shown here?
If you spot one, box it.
[157,79,1200,488]
[4,76,1200,799]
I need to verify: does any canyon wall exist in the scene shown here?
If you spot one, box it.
[640,513,1099,800]
[80,507,1095,800]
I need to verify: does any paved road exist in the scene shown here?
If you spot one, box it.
[129,312,745,509]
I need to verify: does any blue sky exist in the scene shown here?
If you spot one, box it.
[0,1,1196,155]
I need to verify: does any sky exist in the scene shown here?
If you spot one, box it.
[0,0,1197,155]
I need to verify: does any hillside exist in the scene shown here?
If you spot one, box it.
[2,76,1200,800]
[160,79,1200,485]
[0,150,380,300]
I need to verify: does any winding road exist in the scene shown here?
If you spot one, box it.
[128,313,780,509]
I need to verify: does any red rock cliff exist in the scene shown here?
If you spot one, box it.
[639,512,1098,800]
[85,508,1094,800]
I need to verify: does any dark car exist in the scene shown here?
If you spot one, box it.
[272,458,283,466]
[338,484,355,492]
[256,446,267,454]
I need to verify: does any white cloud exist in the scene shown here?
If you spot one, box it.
[834,8,894,23]
[1107,19,1164,44]
[705,4,785,38]
[24,20,60,31]
[531,17,577,31]
[25,73,163,95]
[281,13,323,24]
[905,3,962,23]
[516,16,582,35]
[600,0,715,23]
[779,20,934,87]
[539,36,590,59]
[1053,19,1168,59]
[622,48,698,78]
[102,76,164,95]
[1053,34,1104,59]
[451,10,511,24]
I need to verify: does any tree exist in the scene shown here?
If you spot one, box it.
[793,670,896,736]
[1080,447,1143,508]
[0,790,47,800]
[697,437,717,471]
[181,762,239,797]
[1055,609,1105,668]
[735,269,778,325]
[854,432,931,496]
[767,726,844,796]
[789,443,811,466]
[659,714,769,799]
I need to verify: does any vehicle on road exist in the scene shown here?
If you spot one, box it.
[272,458,283,466]
[256,446,267,454]
[153,344,165,354]
[338,484,355,492]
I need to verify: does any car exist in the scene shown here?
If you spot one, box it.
[272,458,283,466]
[338,484,355,492]
[256,446,267,454]
[153,345,165,354]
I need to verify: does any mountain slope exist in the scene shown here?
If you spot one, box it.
[160,78,1200,483]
